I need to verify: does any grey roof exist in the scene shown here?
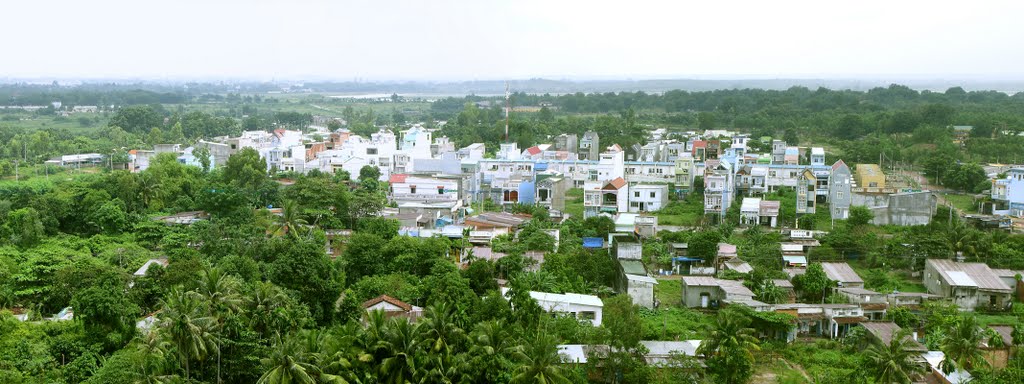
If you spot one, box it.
[724,259,753,273]
[926,259,1011,292]
[837,287,882,296]
[820,262,864,284]
[860,322,927,352]
[772,279,794,289]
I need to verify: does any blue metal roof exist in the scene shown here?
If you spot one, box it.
[583,237,604,248]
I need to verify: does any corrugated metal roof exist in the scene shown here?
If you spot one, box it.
[820,262,864,284]
[860,322,927,352]
[927,259,1011,291]
[681,276,719,286]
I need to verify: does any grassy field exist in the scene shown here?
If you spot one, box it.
[942,193,979,213]
[564,188,584,219]
[654,195,705,227]
[1,112,108,133]
[654,277,682,306]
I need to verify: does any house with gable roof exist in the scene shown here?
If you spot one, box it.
[923,259,1012,310]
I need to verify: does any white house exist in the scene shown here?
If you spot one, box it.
[501,288,604,326]
[584,177,629,218]
[628,184,669,212]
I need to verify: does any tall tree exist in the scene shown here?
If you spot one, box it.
[863,329,925,384]
[697,311,760,384]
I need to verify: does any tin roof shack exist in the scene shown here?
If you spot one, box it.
[886,292,940,311]
[680,276,760,309]
[772,279,797,303]
[836,287,888,320]
[502,288,604,326]
[820,262,864,288]
[860,322,927,354]
[611,234,642,260]
[624,273,659,309]
[774,303,866,339]
[923,259,1012,311]
[464,212,530,235]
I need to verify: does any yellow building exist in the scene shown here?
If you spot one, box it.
[855,164,886,189]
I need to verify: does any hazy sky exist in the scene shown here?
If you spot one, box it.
[4,0,1024,81]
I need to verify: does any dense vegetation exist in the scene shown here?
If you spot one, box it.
[2,84,1024,383]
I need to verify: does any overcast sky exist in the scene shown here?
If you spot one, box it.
[4,0,1023,81]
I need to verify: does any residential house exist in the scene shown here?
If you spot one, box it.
[673,156,696,195]
[535,174,570,212]
[629,184,669,212]
[773,303,866,339]
[820,262,864,288]
[464,212,529,235]
[740,198,762,226]
[784,147,800,165]
[771,140,787,164]
[991,268,1024,292]
[923,259,1013,310]
[991,168,1024,218]
[579,131,600,160]
[759,200,780,227]
[829,160,853,219]
[704,160,735,216]
[795,168,817,215]
[810,147,825,166]
[554,134,578,154]
[389,174,462,225]
[860,322,927,354]
[680,276,761,309]
[502,288,604,326]
[886,292,940,311]
[617,259,658,309]
[854,164,886,191]
[836,287,888,320]
[583,177,629,218]
[362,295,424,321]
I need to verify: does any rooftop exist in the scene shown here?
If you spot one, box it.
[926,259,1011,291]
[820,262,864,284]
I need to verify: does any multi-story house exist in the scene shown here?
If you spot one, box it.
[784,147,800,165]
[579,131,600,160]
[692,140,707,162]
[829,160,852,219]
[810,147,825,166]
[623,161,674,183]
[535,174,570,212]
[388,174,463,226]
[771,140,787,164]
[991,168,1024,217]
[796,168,816,215]
[457,143,486,160]
[628,184,669,212]
[673,156,696,195]
[554,134,578,154]
[584,177,629,218]
[704,161,735,216]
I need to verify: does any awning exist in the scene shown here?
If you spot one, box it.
[672,257,703,262]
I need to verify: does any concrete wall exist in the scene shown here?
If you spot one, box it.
[681,285,720,308]
[853,192,936,226]
[628,280,656,309]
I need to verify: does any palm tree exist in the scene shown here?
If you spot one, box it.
[270,200,309,239]
[247,281,291,336]
[756,280,787,304]
[258,333,346,384]
[158,288,218,380]
[940,315,989,373]
[195,268,243,384]
[467,320,517,383]
[378,318,422,384]
[509,332,571,384]
[697,313,761,384]
[863,329,924,384]
[133,330,178,384]
[420,303,467,355]
[138,172,163,210]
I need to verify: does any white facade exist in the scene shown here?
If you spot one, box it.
[628,184,669,212]
[502,288,604,326]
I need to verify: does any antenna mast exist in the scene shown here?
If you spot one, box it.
[504,81,510,143]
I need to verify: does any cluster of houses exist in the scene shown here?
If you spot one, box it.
[39,125,935,230]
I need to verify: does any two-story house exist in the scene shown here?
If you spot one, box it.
[991,168,1024,218]
[829,160,852,219]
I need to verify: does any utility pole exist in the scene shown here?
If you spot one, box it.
[13,160,18,182]
[504,81,510,144]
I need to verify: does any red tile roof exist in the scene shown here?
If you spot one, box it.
[526,146,542,155]
[362,295,413,312]
[389,174,407,183]
[603,177,626,190]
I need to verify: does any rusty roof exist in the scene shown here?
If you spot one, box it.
[861,322,927,352]
[603,177,627,190]
[820,262,864,284]
[926,259,1011,292]
[362,295,413,312]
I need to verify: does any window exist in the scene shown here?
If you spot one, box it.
[410,186,417,194]
[837,191,844,199]
[634,192,640,198]
[367,148,378,155]
[650,192,656,198]
[437,187,444,194]
[579,311,596,321]
[631,202,640,208]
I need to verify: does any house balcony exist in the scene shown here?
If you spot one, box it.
[392,193,459,202]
